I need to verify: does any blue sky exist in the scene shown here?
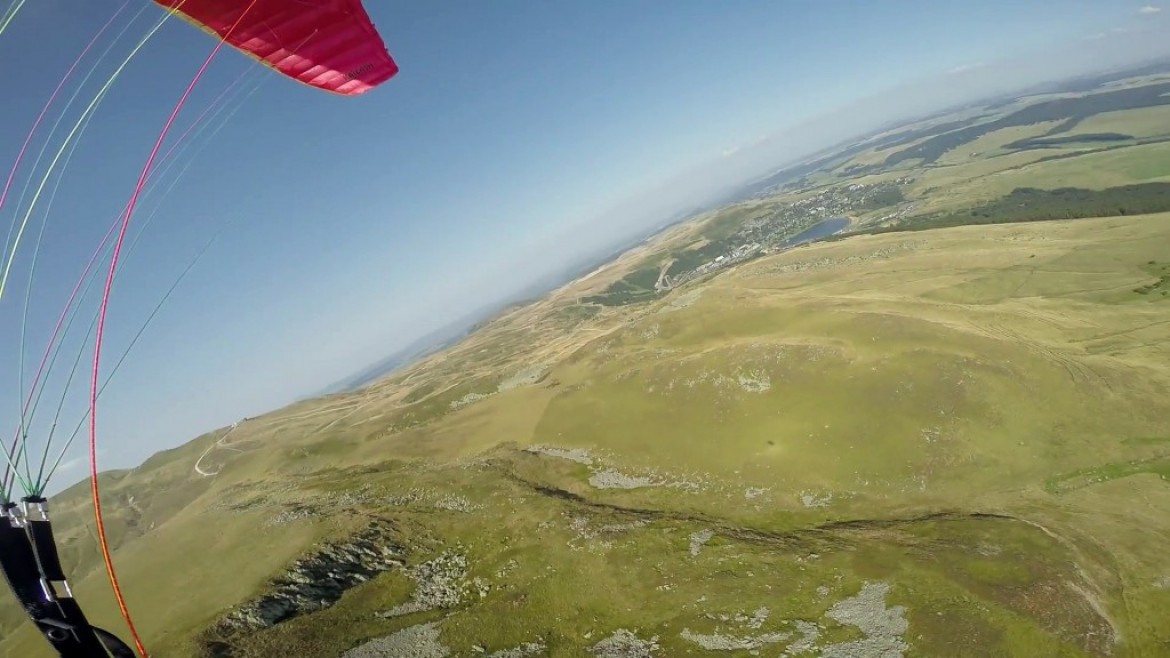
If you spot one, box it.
[0,0,1166,489]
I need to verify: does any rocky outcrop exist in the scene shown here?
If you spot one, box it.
[376,551,484,618]
[821,582,908,658]
[590,630,661,658]
[212,522,404,639]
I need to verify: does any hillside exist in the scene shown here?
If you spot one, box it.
[5,75,1170,658]
[2,211,1167,657]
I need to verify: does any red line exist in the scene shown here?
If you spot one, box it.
[89,3,260,655]
[158,65,252,166]
[13,65,254,492]
[0,0,129,494]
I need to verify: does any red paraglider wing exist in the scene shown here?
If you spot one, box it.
[152,0,398,96]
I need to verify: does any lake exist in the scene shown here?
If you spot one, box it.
[782,217,850,248]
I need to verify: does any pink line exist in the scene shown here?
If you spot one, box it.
[10,53,255,496]
[0,1,128,217]
[158,66,252,165]
[1,0,129,494]
[90,4,260,654]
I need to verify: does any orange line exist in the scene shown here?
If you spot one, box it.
[90,2,261,656]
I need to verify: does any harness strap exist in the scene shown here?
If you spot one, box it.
[1,500,136,658]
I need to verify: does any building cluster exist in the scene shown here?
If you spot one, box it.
[660,181,912,291]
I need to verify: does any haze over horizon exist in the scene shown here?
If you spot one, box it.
[1,1,1167,485]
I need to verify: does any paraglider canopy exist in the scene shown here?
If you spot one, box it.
[152,0,399,95]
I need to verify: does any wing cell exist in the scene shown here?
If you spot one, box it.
[153,0,398,95]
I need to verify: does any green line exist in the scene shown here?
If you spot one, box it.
[1,10,174,498]
[20,54,255,442]
[0,10,170,311]
[35,73,268,494]
[36,311,97,497]
[13,2,152,449]
[0,2,148,314]
[16,96,105,492]
[4,1,151,267]
[0,0,27,36]
[39,224,233,492]
[0,430,33,496]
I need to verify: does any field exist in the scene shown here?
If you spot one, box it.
[4,71,1170,658]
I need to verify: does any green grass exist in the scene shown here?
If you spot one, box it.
[10,81,1170,658]
[1003,132,1136,150]
[878,82,1170,167]
[701,205,766,242]
[550,304,601,327]
[1067,105,1170,139]
[192,462,1109,658]
[8,215,1169,657]
[401,381,438,403]
[853,183,1170,236]
[666,236,739,276]
[931,120,1066,166]
[848,99,1170,217]
[1045,456,1170,494]
[390,376,502,428]
[1122,436,1170,446]
[930,141,1170,209]
[1132,261,1170,295]
[582,265,664,306]
[857,184,905,209]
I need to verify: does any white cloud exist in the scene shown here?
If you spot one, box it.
[52,447,107,475]
[1088,26,1133,39]
[948,62,987,75]
[55,455,84,474]
[1139,5,1162,14]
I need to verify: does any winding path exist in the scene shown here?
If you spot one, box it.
[193,422,241,477]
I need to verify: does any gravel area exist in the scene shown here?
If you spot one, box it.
[589,469,660,489]
[525,445,595,465]
[590,630,661,658]
[485,642,546,657]
[378,553,475,618]
[680,628,790,651]
[342,623,449,658]
[499,366,547,392]
[821,582,908,658]
[688,529,714,557]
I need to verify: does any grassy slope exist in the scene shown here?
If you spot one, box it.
[935,141,1170,201]
[4,214,1167,658]
[1068,105,1170,140]
[821,82,1170,216]
[5,83,1170,658]
[541,223,1169,499]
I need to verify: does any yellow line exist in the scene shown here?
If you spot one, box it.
[0,0,28,36]
[0,11,173,307]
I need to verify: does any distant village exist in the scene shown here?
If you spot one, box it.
[657,180,913,291]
